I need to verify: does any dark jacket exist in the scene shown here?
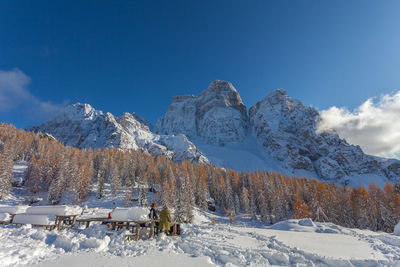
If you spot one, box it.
[149,208,158,220]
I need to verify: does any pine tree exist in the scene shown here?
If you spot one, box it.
[293,197,310,219]
[26,156,43,193]
[175,175,195,223]
[224,177,235,212]
[47,162,65,205]
[124,183,135,207]
[0,154,13,199]
[240,187,250,214]
[97,173,105,199]
[234,193,241,215]
[183,176,195,223]
[175,180,185,223]
[194,166,208,211]
[111,165,122,196]
[138,186,148,207]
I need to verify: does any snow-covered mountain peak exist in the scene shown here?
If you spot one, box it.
[198,80,246,116]
[27,85,400,184]
[28,103,208,163]
[157,80,248,145]
[258,88,304,111]
[250,89,319,128]
[200,80,240,98]
[266,88,287,99]
[55,103,100,122]
[249,89,400,181]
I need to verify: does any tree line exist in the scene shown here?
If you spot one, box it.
[1,123,400,231]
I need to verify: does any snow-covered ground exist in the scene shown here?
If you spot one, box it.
[2,161,400,266]
[1,212,400,266]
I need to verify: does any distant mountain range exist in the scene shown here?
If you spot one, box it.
[28,80,400,186]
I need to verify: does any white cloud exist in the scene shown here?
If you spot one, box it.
[317,91,400,158]
[0,68,63,120]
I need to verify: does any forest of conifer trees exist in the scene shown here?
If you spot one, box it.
[1,123,400,231]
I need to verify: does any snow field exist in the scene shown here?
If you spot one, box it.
[37,250,215,267]
[1,211,400,267]
[2,163,400,266]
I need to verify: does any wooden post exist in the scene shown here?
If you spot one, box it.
[71,215,77,228]
[10,214,16,224]
[56,216,62,230]
[149,220,154,238]
[135,223,140,241]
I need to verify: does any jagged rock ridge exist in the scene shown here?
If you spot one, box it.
[28,103,208,164]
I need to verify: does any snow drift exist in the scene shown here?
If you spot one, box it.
[110,207,149,221]
[12,214,56,225]
[0,205,29,214]
[25,205,83,216]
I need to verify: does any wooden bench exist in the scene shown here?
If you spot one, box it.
[11,214,81,231]
[74,217,156,241]
[10,217,57,231]
[105,219,160,241]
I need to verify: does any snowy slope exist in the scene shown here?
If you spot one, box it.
[1,212,399,266]
[27,103,208,164]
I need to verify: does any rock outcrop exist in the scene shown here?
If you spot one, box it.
[156,80,248,146]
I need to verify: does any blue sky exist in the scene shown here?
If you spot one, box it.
[1,1,400,155]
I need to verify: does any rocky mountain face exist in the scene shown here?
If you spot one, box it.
[249,89,400,181]
[156,80,248,146]
[28,81,400,183]
[158,81,400,182]
[28,103,208,164]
